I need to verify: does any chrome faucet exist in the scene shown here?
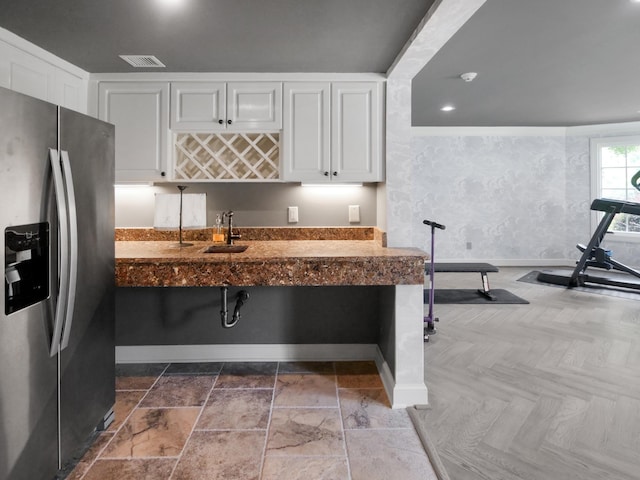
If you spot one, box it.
[222,210,241,245]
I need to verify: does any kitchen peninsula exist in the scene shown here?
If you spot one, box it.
[115,227,429,407]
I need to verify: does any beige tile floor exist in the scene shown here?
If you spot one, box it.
[67,361,437,480]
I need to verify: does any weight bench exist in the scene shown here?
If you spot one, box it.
[426,262,500,301]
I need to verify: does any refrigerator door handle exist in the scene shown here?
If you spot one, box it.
[48,148,69,356]
[59,150,78,351]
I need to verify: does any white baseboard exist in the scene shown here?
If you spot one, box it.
[115,343,380,364]
[375,351,429,409]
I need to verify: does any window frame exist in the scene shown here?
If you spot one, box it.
[590,135,640,242]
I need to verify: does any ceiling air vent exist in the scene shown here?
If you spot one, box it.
[119,55,166,68]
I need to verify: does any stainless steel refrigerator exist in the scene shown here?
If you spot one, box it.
[0,86,115,480]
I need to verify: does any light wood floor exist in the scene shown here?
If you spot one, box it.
[419,267,640,480]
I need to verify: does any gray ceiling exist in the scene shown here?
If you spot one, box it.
[1,0,638,127]
[412,0,640,127]
[0,0,433,73]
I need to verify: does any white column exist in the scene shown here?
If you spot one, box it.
[378,284,428,408]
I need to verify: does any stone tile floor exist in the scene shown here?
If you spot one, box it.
[67,361,436,480]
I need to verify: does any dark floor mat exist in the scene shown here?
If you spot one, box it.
[428,288,529,304]
[518,270,640,301]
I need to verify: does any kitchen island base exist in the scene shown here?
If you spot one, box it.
[115,238,429,408]
[115,284,427,408]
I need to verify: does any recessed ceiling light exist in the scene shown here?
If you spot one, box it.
[440,105,455,112]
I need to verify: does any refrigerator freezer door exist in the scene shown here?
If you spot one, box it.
[0,88,60,480]
[58,107,115,465]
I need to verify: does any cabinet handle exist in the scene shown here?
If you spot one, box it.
[332,171,338,176]
[227,119,232,125]
[161,171,166,177]
[218,119,223,125]
[324,171,329,176]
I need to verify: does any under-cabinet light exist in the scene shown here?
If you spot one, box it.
[114,183,153,188]
[301,183,363,188]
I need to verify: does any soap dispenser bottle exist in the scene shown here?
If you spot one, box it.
[213,213,225,243]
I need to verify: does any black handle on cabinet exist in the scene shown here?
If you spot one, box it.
[332,171,338,176]
[324,171,329,176]
[161,171,166,177]
[227,119,232,125]
[218,119,224,125]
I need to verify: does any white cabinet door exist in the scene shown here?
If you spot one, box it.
[54,68,87,113]
[170,82,226,130]
[227,82,282,130]
[0,41,55,103]
[282,82,331,182]
[283,81,383,183]
[170,81,282,131]
[98,82,169,182]
[331,82,381,183]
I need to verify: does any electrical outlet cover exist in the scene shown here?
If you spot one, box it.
[288,206,299,223]
[348,205,360,223]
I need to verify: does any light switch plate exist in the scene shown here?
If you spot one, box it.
[348,205,360,223]
[288,206,299,223]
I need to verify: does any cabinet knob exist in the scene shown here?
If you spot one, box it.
[227,119,232,125]
[324,171,329,176]
[161,171,166,177]
[332,171,338,176]
[218,119,223,125]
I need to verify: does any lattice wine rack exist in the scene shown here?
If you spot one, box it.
[174,132,280,181]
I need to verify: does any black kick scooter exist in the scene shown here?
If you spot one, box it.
[423,219,446,342]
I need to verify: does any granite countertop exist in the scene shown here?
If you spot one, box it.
[115,239,427,287]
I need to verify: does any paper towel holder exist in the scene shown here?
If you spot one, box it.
[174,185,193,247]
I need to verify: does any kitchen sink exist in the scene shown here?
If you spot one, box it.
[204,244,249,253]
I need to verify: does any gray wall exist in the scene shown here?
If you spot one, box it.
[116,286,393,346]
[115,183,378,228]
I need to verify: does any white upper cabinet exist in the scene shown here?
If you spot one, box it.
[227,82,282,130]
[171,81,282,131]
[0,37,88,113]
[170,82,225,130]
[94,77,381,183]
[98,82,169,183]
[282,81,383,183]
[54,68,87,113]
[0,40,55,103]
[331,82,382,183]
[281,82,331,182]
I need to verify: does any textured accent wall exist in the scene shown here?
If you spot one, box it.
[408,130,640,266]
[410,135,574,262]
[564,134,592,254]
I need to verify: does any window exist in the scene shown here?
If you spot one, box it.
[591,136,640,234]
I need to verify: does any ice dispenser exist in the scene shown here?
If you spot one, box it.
[4,222,49,315]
